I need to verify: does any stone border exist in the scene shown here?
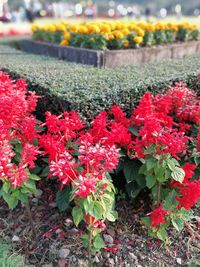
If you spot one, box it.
[20,39,200,68]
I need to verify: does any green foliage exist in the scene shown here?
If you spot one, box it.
[56,185,71,212]
[0,45,200,120]
[0,171,40,209]
[123,158,146,198]
[0,239,25,267]
[70,33,107,50]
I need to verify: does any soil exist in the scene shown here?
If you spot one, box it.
[0,185,199,267]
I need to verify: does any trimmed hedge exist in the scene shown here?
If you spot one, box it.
[0,44,200,119]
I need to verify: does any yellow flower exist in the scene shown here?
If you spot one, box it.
[60,39,69,46]
[121,28,129,35]
[47,24,56,33]
[100,24,111,34]
[70,25,78,33]
[31,24,38,32]
[133,36,143,44]
[113,31,124,40]
[155,22,166,31]
[78,25,88,34]
[64,32,71,41]
[87,24,100,34]
[124,40,129,48]
[56,24,66,32]
[107,34,115,41]
[136,28,145,37]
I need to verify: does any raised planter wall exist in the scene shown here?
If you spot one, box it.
[20,39,200,68]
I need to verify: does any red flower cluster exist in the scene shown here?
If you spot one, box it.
[167,83,200,124]
[170,163,200,210]
[0,71,40,188]
[130,91,188,158]
[84,214,106,230]
[198,127,200,152]
[176,180,200,210]
[40,111,120,196]
[148,205,171,228]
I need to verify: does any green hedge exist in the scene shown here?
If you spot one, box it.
[0,44,200,120]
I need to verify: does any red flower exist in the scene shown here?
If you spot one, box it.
[73,175,97,198]
[84,214,106,230]
[21,143,41,169]
[198,127,200,152]
[131,92,155,126]
[181,163,196,183]
[8,163,28,188]
[149,205,171,228]
[49,151,78,185]
[176,179,200,210]
[110,105,129,127]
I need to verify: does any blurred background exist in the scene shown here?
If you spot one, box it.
[1,0,200,35]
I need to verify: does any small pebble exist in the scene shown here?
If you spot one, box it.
[103,234,114,244]
[77,259,89,267]
[65,218,73,228]
[12,235,20,242]
[95,255,100,263]
[58,248,70,259]
[176,258,182,265]
[32,198,38,203]
[108,258,115,267]
[35,189,43,198]
[49,202,57,208]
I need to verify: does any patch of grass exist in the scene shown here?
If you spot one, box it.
[0,238,25,267]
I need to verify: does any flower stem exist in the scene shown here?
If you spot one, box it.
[157,182,161,207]
[88,228,92,267]
[25,202,36,236]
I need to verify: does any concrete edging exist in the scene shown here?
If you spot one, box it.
[20,39,200,68]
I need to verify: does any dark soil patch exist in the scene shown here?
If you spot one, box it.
[0,187,199,267]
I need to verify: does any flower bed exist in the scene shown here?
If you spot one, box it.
[21,39,200,67]
[28,21,200,67]
[0,71,199,265]
[32,21,200,50]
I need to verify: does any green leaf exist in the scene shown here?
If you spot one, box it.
[146,175,156,189]
[163,190,179,211]
[178,208,192,221]
[146,158,157,171]
[40,166,49,177]
[3,194,18,209]
[32,165,41,175]
[166,158,176,171]
[81,234,89,248]
[56,186,71,212]
[18,192,29,204]
[141,217,150,227]
[128,126,139,136]
[29,174,40,181]
[93,235,105,250]
[123,159,142,183]
[2,183,10,194]
[106,211,118,222]
[171,167,185,183]
[125,181,143,199]
[155,165,166,182]
[172,218,184,232]
[72,206,83,226]
[23,180,36,192]
[123,159,146,192]
[157,227,168,242]
[91,201,103,220]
